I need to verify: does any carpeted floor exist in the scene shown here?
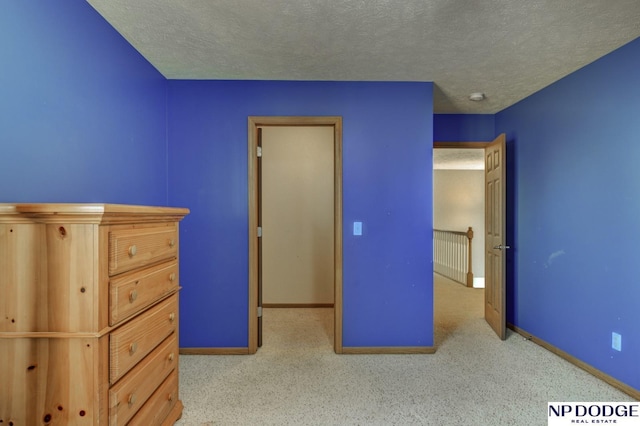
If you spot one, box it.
[176,275,633,425]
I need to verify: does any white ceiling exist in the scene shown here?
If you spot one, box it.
[86,0,640,114]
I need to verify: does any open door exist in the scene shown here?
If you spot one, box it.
[484,133,507,339]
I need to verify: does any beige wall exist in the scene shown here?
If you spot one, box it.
[433,169,485,279]
[261,126,334,304]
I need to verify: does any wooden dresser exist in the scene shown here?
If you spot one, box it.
[0,204,189,425]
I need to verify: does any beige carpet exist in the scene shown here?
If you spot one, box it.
[176,275,633,425]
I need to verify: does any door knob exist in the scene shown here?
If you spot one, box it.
[493,244,511,250]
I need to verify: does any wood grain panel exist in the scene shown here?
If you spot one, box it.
[109,261,179,326]
[108,224,178,276]
[0,223,45,333]
[0,337,103,425]
[109,334,177,425]
[45,223,98,332]
[109,294,178,384]
[0,223,98,333]
[484,134,506,339]
[128,370,179,425]
[1,203,189,225]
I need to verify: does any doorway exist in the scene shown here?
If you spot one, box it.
[433,137,507,341]
[248,116,343,354]
[433,142,487,346]
[261,126,335,307]
[433,145,486,288]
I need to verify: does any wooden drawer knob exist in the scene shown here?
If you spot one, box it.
[129,342,138,355]
[128,245,137,257]
[168,393,174,403]
[169,272,176,282]
[168,352,175,362]
[128,393,137,406]
[129,290,138,303]
[169,313,176,323]
[169,239,176,248]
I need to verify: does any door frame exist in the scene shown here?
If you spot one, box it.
[248,116,343,354]
[433,140,507,340]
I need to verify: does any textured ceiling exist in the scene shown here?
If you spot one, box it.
[86,0,640,113]
[433,149,484,170]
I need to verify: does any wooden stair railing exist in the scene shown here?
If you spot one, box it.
[433,227,474,287]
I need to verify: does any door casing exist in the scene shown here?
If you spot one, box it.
[248,116,343,354]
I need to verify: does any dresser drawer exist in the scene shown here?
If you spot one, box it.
[109,334,178,426]
[109,261,179,326]
[109,224,178,276]
[128,370,179,426]
[110,294,178,384]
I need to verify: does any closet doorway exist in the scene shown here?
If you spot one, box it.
[248,117,343,354]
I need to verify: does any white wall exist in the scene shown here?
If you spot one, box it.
[261,126,335,304]
[433,169,485,278]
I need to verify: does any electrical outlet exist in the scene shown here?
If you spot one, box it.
[612,332,622,351]
[353,221,362,236]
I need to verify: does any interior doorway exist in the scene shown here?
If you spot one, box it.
[433,145,486,288]
[433,141,487,346]
[261,126,335,307]
[433,137,508,341]
[248,116,343,354]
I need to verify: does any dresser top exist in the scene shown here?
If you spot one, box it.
[0,203,189,224]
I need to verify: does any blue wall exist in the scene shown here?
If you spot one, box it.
[6,0,636,392]
[0,1,168,204]
[167,81,434,348]
[496,37,640,391]
[434,114,495,142]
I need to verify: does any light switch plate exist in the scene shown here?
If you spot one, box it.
[353,221,362,236]
[612,332,622,351]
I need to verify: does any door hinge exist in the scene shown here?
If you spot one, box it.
[257,146,262,157]
[257,306,263,318]
[257,226,262,237]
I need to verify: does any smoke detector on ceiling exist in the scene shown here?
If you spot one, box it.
[469,92,485,101]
